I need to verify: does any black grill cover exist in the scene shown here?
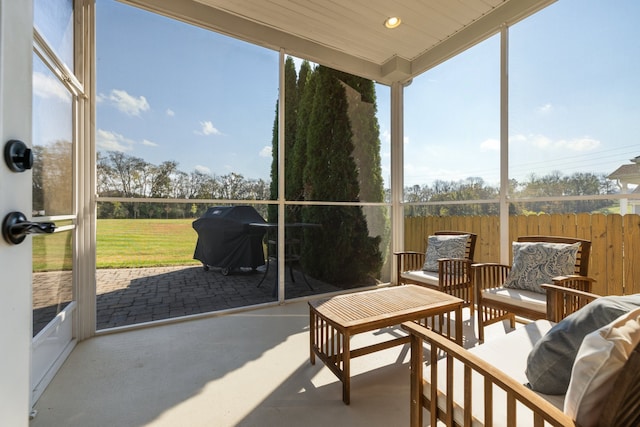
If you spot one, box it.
[192,206,266,271]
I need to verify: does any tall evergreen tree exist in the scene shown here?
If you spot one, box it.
[289,61,315,223]
[337,74,390,274]
[300,66,382,284]
[267,60,387,285]
[268,57,298,222]
[267,102,279,222]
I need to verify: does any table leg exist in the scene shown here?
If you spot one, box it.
[342,332,350,405]
[309,308,316,365]
[455,305,462,345]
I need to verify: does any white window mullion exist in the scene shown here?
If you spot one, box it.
[33,30,84,98]
[499,25,510,265]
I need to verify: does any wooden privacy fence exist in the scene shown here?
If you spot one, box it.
[403,213,640,296]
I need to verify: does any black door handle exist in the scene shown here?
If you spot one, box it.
[2,211,56,245]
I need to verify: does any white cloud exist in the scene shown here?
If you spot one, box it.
[33,72,70,102]
[166,108,175,117]
[142,139,158,147]
[557,137,600,151]
[381,130,391,144]
[106,89,150,116]
[537,103,553,114]
[531,134,553,148]
[480,138,499,151]
[194,165,211,174]
[404,162,470,185]
[510,133,600,151]
[96,129,135,152]
[509,134,527,143]
[259,146,272,157]
[197,120,222,136]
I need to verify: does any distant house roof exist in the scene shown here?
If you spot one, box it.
[608,162,640,183]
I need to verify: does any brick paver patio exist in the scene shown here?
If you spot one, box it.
[33,263,343,332]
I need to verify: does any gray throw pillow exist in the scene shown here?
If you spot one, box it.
[503,242,580,294]
[422,234,469,272]
[525,294,640,395]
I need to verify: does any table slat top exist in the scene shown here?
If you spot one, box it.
[309,285,463,328]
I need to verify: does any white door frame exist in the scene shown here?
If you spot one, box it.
[0,0,35,425]
[29,0,96,408]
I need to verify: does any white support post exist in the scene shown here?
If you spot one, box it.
[499,25,510,265]
[390,81,405,284]
[277,49,286,302]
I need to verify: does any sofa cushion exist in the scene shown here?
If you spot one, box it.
[422,234,469,272]
[503,241,580,294]
[400,270,439,287]
[481,287,547,314]
[425,320,564,426]
[526,295,640,395]
[563,307,640,427]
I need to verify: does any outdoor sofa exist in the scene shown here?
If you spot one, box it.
[402,285,640,427]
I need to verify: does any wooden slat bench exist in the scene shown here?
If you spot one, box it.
[402,285,640,427]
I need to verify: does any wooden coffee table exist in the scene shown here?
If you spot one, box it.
[309,285,463,404]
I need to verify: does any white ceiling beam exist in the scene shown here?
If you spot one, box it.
[120,0,556,85]
[119,0,389,83]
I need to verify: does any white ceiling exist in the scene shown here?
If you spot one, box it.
[122,0,555,84]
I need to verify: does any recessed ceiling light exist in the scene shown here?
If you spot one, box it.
[384,16,402,29]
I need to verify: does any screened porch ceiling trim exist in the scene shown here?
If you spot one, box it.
[120,0,556,85]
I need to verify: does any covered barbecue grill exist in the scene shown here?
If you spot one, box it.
[192,206,266,275]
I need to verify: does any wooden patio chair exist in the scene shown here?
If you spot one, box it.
[395,231,477,310]
[473,235,594,342]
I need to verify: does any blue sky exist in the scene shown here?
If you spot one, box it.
[96,0,279,181]
[403,0,640,187]
[94,0,640,190]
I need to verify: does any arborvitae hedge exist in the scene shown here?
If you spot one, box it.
[268,57,298,222]
[268,61,386,285]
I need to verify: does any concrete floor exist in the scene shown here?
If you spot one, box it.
[29,301,515,427]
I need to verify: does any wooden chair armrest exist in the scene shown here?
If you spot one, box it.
[438,259,473,303]
[401,321,576,427]
[551,274,596,292]
[542,283,600,322]
[439,257,470,264]
[393,250,423,256]
[471,262,510,269]
[438,258,471,280]
[471,262,511,291]
[395,251,425,272]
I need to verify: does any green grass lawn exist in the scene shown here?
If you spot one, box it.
[96,219,201,269]
[33,218,202,271]
[33,227,74,271]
